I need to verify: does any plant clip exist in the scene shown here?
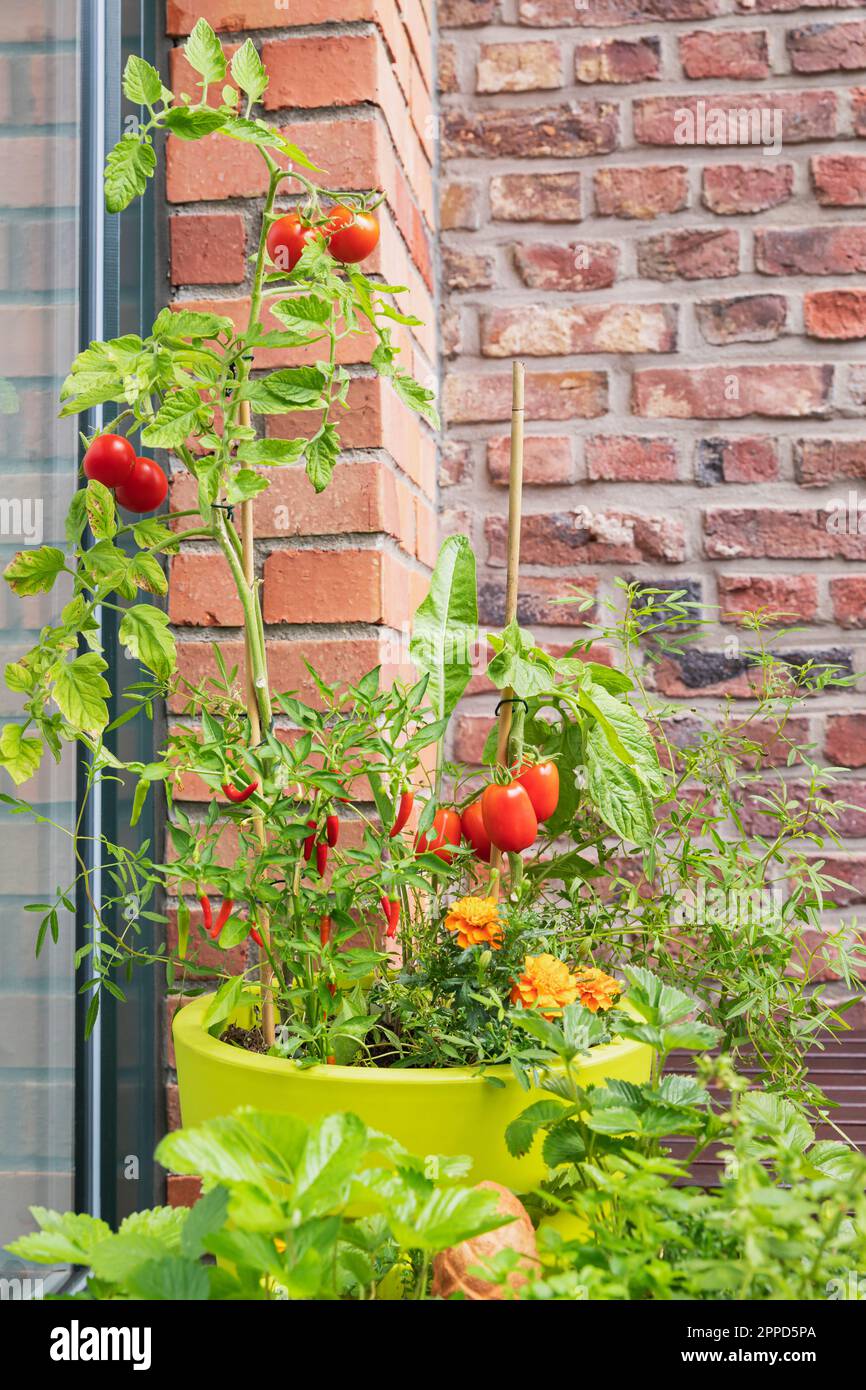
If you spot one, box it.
[211,501,236,523]
[494,697,530,716]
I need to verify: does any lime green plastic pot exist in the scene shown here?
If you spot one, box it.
[173,993,652,1192]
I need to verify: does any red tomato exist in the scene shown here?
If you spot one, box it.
[325,207,380,265]
[481,782,538,854]
[516,761,560,823]
[266,213,322,273]
[114,457,168,514]
[83,433,135,488]
[460,800,492,863]
[415,807,461,863]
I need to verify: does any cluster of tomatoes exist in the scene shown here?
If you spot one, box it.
[82,433,168,514]
[416,761,560,865]
[266,205,380,274]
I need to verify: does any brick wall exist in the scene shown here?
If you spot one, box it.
[438,0,866,981]
[162,0,436,1190]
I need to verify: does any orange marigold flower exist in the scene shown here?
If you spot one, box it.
[444,896,503,950]
[574,966,623,1014]
[511,954,579,1019]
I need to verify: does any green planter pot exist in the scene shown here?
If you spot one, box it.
[173,993,652,1192]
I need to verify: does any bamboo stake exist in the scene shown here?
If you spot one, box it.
[489,361,525,898]
[238,398,275,1046]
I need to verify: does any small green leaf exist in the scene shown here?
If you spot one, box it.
[119,605,177,680]
[184,18,227,85]
[123,55,165,107]
[230,38,268,104]
[305,425,339,494]
[235,438,307,466]
[4,546,65,596]
[128,552,168,595]
[51,653,111,734]
[409,535,477,724]
[239,367,326,414]
[389,372,440,430]
[140,386,208,449]
[163,107,226,141]
[85,478,116,541]
[0,724,43,786]
[225,469,269,504]
[104,134,156,213]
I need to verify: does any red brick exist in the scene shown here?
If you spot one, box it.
[169,213,246,286]
[165,908,251,977]
[444,369,608,423]
[812,154,866,207]
[574,37,661,83]
[585,435,678,482]
[441,305,463,357]
[679,29,769,79]
[695,294,787,345]
[741,780,866,840]
[490,172,582,221]
[440,181,481,229]
[481,302,676,356]
[262,549,414,628]
[439,0,499,22]
[167,1175,202,1209]
[851,86,866,136]
[755,226,866,276]
[637,229,739,281]
[655,648,852,700]
[787,19,866,72]
[718,574,819,624]
[438,42,459,93]
[633,90,836,145]
[440,440,472,487]
[704,508,866,561]
[442,102,619,159]
[486,508,686,566]
[517,0,724,22]
[633,364,832,419]
[513,240,618,290]
[167,0,382,31]
[594,165,687,220]
[442,245,494,290]
[695,437,780,485]
[452,713,493,765]
[795,438,866,485]
[476,41,562,92]
[830,577,866,628]
[804,856,866,907]
[478,574,597,626]
[701,162,794,215]
[805,289,866,339]
[168,552,244,626]
[825,714,866,768]
[487,435,575,485]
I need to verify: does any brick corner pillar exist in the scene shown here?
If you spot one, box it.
[162,1,438,1142]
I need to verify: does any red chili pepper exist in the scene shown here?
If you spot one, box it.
[380,896,400,938]
[222,778,259,804]
[326,1055,336,1065]
[316,842,328,877]
[319,915,331,946]
[198,895,213,936]
[250,924,263,949]
[326,814,339,848]
[303,819,317,861]
[389,789,414,839]
[210,897,234,940]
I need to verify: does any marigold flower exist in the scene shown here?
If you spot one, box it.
[444,896,503,950]
[574,966,623,1014]
[511,954,579,1019]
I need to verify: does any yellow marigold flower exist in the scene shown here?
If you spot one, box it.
[511,954,579,1019]
[444,896,503,950]
[574,966,623,1014]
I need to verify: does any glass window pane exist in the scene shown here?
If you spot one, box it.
[0,0,80,1289]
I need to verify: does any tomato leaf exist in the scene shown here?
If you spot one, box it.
[0,724,43,786]
[85,479,116,541]
[225,469,269,504]
[184,18,227,86]
[51,653,111,734]
[4,546,65,596]
[235,438,307,466]
[119,605,177,681]
[585,725,654,848]
[141,387,209,449]
[163,108,226,141]
[230,38,268,105]
[389,371,440,431]
[154,308,234,341]
[239,367,326,414]
[128,552,168,596]
[305,425,339,494]
[409,535,477,724]
[104,134,156,214]
[122,55,165,107]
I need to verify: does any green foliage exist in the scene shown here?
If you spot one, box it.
[6,1109,506,1301]
[409,535,478,726]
